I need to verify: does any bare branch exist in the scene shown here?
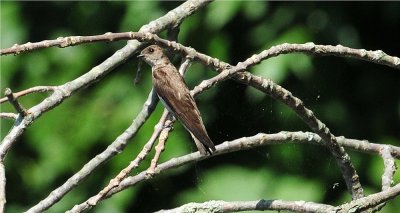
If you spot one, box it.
[0,86,56,104]
[156,200,336,213]
[338,182,400,212]
[3,88,28,116]
[380,146,397,191]
[147,117,173,174]
[1,33,139,55]
[0,113,18,120]
[139,33,400,70]
[0,161,5,213]
[155,182,400,213]
[3,33,399,70]
[102,132,397,203]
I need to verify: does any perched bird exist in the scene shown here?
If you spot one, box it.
[138,45,216,155]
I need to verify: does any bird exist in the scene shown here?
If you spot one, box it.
[138,45,216,155]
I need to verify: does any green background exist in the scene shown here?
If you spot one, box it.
[1,1,399,212]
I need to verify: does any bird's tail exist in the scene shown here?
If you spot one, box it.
[190,133,216,155]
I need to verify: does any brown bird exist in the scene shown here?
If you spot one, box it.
[138,45,216,155]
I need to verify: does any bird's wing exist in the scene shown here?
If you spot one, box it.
[153,65,216,153]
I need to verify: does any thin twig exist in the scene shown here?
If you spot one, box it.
[78,109,169,210]
[147,118,173,174]
[0,113,18,120]
[0,86,56,104]
[4,88,28,116]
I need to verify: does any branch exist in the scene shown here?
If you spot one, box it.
[156,200,335,213]
[155,182,400,213]
[0,33,141,55]
[0,113,18,120]
[380,146,397,191]
[0,86,56,104]
[3,88,28,116]
[95,132,397,204]
[0,161,5,213]
[338,182,400,212]
[3,31,399,70]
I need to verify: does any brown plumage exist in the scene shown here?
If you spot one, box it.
[138,45,216,155]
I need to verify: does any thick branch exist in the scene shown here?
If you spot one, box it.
[156,200,335,213]
[156,182,400,213]
[0,161,5,213]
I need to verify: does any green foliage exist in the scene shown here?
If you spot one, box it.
[205,1,242,31]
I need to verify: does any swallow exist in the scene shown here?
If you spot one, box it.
[138,45,216,155]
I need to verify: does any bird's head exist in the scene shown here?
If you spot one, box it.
[138,45,167,67]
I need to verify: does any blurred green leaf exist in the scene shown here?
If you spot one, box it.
[176,166,272,203]
[274,176,324,201]
[205,1,242,30]
[252,56,288,83]
[119,2,163,31]
[242,1,268,21]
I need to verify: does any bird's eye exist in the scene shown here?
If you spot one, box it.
[148,47,154,53]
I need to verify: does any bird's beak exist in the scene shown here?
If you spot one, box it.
[137,54,144,58]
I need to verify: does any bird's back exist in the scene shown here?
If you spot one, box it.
[152,64,216,154]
